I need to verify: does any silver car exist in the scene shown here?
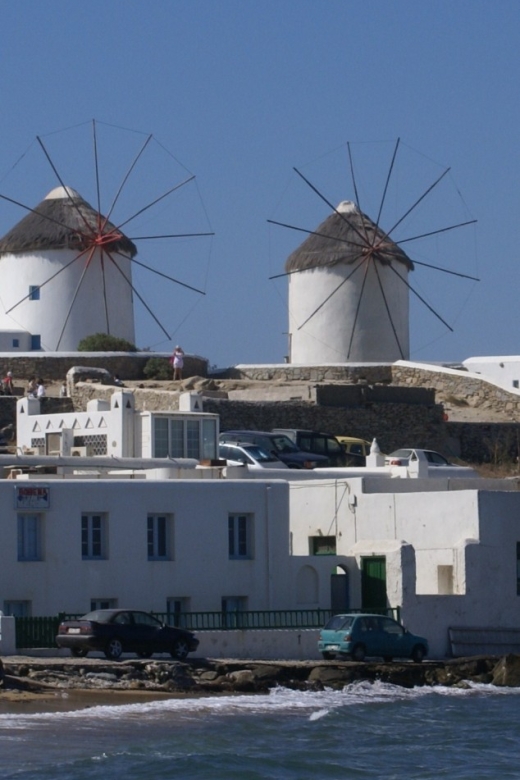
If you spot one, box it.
[219,442,289,470]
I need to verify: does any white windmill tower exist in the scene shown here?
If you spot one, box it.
[285,200,413,363]
[0,185,136,351]
[270,140,478,365]
[0,120,213,353]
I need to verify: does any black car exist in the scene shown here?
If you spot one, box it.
[56,609,199,660]
[219,431,329,468]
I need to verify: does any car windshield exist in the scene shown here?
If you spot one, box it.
[324,615,354,631]
[244,446,279,463]
[270,435,299,453]
[389,449,413,459]
[81,610,115,623]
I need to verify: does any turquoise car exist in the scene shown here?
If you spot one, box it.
[318,613,428,662]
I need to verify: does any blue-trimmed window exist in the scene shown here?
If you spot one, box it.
[29,286,40,301]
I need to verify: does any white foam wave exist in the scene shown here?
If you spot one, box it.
[1,680,520,729]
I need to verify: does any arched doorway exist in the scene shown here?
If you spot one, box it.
[330,565,350,613]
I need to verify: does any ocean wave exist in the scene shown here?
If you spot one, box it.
[2,679,520,729]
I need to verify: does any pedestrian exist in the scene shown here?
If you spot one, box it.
[59,381,67,398]
[170,345,185,381]
[26,376,37,398]
[36,378,46,398]
[1,371,13,395]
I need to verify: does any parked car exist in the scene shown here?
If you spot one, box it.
[385,449,480,477]
[56,609,199,660]
[218,442,289,469]
[317,613,428,662]
[271,429,356,467]
[219,431,329,468]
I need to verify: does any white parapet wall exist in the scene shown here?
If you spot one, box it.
[0,615,16,655]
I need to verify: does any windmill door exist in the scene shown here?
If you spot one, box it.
[361,556,387,611]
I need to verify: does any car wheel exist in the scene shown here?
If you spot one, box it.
[383,656,393,663]
[70,647,88,658]
[351,644,366,662]
[322,652,335,660]
[411,645,426,663]
[171,639,190,660]
[104,638,123,660]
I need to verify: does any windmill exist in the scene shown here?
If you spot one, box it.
[0,120,213,352]
[269,139,479,364]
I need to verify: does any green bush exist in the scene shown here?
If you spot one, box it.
[77,333,138,352]
[143,357,172,380]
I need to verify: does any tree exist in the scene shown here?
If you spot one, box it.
[77,333,138,352]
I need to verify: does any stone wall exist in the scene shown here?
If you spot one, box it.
[447,422,520,464]
[0,353,208,383]
[392,364,520,419]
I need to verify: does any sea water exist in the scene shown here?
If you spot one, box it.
[1,681,520,779]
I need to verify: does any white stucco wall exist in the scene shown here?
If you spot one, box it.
[288,260,409,363]
[0,478,346,619]
[462,356,520,391]
[0,247,135,351]
[16,392,219,459]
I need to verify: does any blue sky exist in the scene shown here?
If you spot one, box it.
[0,0,518,367]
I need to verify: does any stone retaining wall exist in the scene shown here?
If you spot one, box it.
[0,353,208,383]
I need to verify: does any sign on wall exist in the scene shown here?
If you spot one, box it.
[14,485,50,510]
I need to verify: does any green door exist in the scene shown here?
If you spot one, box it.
[361,556,387,611]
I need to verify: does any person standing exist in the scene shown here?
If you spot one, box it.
[26,376,37,398]
[171,346,185,381]
[1,371,13,395]
[36,378,46,398]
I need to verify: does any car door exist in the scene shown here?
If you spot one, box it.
[130,611,164,652]
[378,617,409,658]
[111,611,137,649]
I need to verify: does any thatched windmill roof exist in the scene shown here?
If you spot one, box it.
[285,200,413,273]
[0,186,137,257]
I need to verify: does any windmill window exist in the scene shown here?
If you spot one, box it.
[29,286,40,301]
[513,380,519,389]
[30,335,41,351]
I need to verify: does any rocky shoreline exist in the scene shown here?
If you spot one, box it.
[2,654,520,701]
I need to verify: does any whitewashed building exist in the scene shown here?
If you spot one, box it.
[16,390,218,460]
[4,394,520,659]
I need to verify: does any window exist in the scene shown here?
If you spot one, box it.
[147,514,172,560]
[17,514,43,561]
[310,536,336,555]
[153,416,217,459]
[90,598,117,611]
[30,334,41,350]
[29,285,40,301]
[82,514,107,559]
[222,596,247,628]
[438,565,454,595]
[514,380,519,389]
[167,597,190,627]
[228,514,253,559]
[4,600,31,617]
[12,339,19,348]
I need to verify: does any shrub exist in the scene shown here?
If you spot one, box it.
[143,357,172,380]
[77,333,138,352]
